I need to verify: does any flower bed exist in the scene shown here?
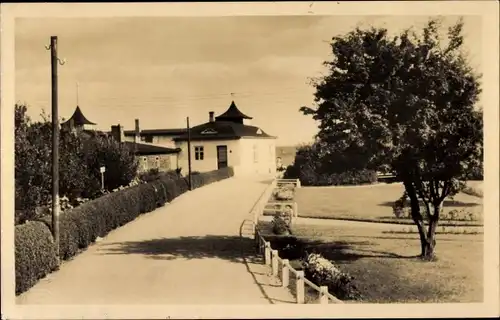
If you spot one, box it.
[303,253,361,301]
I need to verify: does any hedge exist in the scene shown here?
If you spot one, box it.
[15,166,234,295]
[15,221,59,295]
[285,166,378,186]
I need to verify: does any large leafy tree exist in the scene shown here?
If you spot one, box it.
[300,18,483,260]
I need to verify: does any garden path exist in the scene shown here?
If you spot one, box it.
[16,176,295,305]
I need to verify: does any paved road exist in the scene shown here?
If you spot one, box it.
[17,177,295,305]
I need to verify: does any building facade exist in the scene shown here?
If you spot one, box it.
[154,101,277,177]
[61,105,181,174]
[110,124,180,173]
[64,101,278,177]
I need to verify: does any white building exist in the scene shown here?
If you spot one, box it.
[124,101,278,177]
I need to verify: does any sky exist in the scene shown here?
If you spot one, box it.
[15,15,482,146]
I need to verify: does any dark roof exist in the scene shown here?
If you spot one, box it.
[61,106,96,126]
[215,101,252,121]
[124,128,187,136]
[173,120,276,142]
[123,141,181,155]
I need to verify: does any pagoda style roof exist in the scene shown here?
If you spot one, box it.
[173,120,276,142]
[61,106,96,126]
[215,101,253,121]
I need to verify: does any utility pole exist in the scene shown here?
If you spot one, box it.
[187,117,192,191]
[49,36,60,260]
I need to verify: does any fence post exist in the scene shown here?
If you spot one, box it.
[271,250,278,276]
[281,259,289,287]
[293,202,298,217]
[264,242,271,266]
[319,286,329,304]
[296,270,305,304]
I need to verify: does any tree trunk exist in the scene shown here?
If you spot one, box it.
[421,203,442,260]
[402,176,431,259]
[422,219,438,260]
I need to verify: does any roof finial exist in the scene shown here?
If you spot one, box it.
[76,82,80,106]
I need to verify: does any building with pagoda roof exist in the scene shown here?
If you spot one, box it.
[62,105,181,173]
[61,105,97,133]
[124,101,278,177]
[176,100,277,177]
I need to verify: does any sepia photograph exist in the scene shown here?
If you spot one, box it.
[1,2,499,319]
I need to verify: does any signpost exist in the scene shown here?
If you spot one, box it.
[100,166,106,190]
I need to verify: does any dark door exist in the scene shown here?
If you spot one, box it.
[217,145,228,169]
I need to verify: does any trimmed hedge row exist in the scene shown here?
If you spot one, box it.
[15,221,59,295]
[15,167,234,295]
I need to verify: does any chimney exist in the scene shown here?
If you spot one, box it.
[111,124,124,143]
[134,119,140,143]
[209,111,215,123]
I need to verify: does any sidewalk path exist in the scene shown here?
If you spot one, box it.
[17,177,295,305]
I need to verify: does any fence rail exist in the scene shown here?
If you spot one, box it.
[250,177,343,304]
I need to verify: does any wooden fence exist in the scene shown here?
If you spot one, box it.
[249,177,343,304]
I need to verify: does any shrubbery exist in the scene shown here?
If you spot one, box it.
[303,253,361,301]
[15,167,234,295]
[282,142,378,187]
[138,168,181,183]
[15,221,59,295]
[272,213,291,235]
[285,166,378,186]
[15,104,139,224]
[392,192,480,221]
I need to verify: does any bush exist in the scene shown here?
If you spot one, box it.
[285,164,377,187]
[262,234,305,261]
[303,253,361,301]
[15,221,58,295]
[275,189,294,201]
[272,213,291,235]
[138,168,181,183]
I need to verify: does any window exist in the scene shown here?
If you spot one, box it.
[144,135,153,143]
[155,156,160,168]
[142,157,148,170]
[195,146,204,160]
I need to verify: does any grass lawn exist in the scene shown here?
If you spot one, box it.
[259,221,483,303]
[295,182,483,225]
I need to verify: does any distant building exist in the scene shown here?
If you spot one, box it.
[62,105,181,173]
[110,124,180,173]
[61,105,97,133]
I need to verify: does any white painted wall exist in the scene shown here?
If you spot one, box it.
[125,134,277,177]
[124,135,178,148]
[238,138,277,177]
[175,139,241,175]
[148,136,178,148]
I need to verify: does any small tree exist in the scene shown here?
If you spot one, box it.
[301,18,483,260]
[82,135,138,194]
